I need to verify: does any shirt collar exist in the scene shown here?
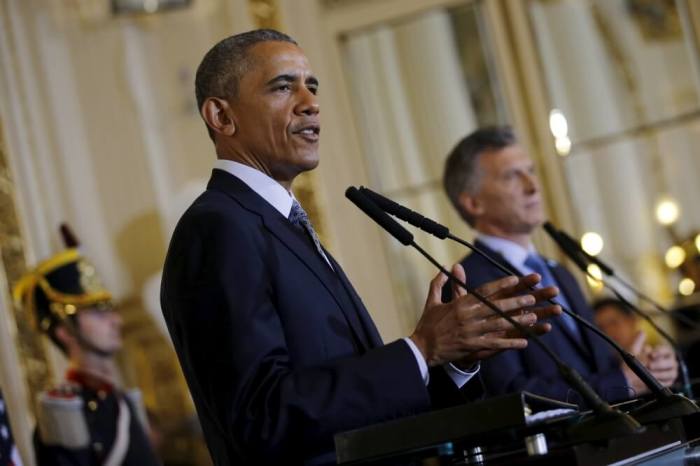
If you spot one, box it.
[214,159,295,217]
[476,233,535,273]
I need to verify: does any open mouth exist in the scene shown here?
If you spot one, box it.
[292,124,320,142]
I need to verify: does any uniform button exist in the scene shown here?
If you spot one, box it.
[93,442,103,452]
[87,400,98,411]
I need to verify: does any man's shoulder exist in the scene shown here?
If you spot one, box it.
[176,188,262,234]
[460,249,496,272]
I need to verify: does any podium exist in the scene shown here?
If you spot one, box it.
[334,392,700,465]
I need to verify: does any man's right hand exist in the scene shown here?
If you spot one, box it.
[409,264,560,367]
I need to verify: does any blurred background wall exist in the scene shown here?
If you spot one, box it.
[1,0,700,464]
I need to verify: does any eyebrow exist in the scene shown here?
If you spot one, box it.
[266,74,319,87]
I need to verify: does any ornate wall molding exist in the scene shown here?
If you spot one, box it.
[0,88,51,415]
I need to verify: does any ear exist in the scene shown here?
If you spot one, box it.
[458,191,483,220]
[201,97,237,137]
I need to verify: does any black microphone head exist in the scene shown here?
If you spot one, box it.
[345,187,413,246]
[359,187,450,239]
[542,221,590,273]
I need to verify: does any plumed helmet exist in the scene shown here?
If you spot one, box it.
[13,227,112,345]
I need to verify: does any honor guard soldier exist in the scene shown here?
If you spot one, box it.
[14,246,160,466]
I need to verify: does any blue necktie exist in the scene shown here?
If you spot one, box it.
[524,253,581,343]
[288,200,326,260]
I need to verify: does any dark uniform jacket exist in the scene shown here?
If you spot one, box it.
[34,369,160,466]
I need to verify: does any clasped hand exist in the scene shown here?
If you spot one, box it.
[409,264,561,368]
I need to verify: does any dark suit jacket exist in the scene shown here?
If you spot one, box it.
[448,240,628,406]
[161,169,465,465]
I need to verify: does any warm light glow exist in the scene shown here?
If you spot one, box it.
[586,264,603,291]
[664,246,686,269]
[655,198,680,226]
[555,136,572,156]
[581,232,604,256]
[679,278,696,296]
[695,234,700,253]
[549,109,569,138]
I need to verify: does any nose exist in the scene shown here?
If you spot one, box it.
[295,87,319,116]
[522,172,538,194]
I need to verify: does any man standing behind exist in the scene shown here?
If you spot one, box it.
[442,126,677,405]
[161,30,560,466]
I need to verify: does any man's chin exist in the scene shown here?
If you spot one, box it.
[292,155,320,175]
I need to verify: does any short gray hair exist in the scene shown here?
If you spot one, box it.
[443,126,516,226]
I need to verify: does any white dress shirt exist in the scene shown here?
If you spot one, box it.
[476,234,535,275]
[213,159,477,388]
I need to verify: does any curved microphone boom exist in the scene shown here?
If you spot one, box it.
[544,222,698,416]
[545,222,694,398]
[553,225,699,331]
[346,186,641,441]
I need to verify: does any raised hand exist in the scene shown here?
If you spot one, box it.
[410,264,560,367]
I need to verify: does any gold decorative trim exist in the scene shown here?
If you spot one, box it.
[0,116,52,412]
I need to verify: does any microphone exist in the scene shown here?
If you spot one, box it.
[541,222,591,274]
[346,187,413,246]
[544,222,698,413]
[547,222,695,396]
[554,225,699,331]
[359,187,698,423]
[346,186,641,441]
[359,188,449,239]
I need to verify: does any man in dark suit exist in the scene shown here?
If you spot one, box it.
[442,126,678,405]
[160,30,561,465]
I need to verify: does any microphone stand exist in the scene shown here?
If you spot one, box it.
[358,187,698,424]
[554,227,694,399]
[545,223,698,420]
[346,187,642,442]
[555,227,700,331]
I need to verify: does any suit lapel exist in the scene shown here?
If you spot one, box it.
[471,240,520,279]
[207,169,371,351]
[326,253,383,348]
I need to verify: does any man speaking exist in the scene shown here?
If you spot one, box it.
[161,30,560,465]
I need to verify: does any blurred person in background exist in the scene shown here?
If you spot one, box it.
[593,298,677,391]
[14,235,160,466]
